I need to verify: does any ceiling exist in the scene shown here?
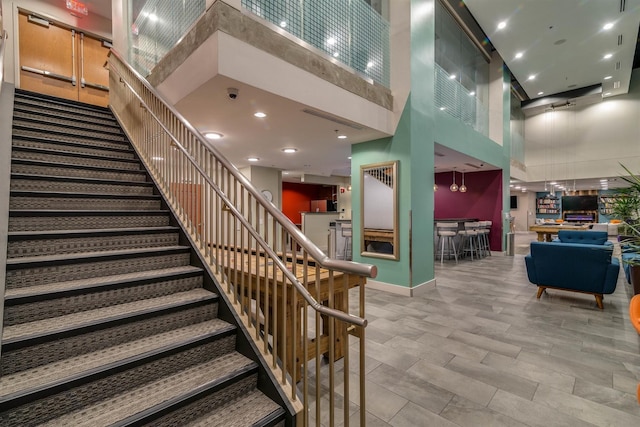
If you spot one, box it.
[464,0,640,100]
[44,1,640,191]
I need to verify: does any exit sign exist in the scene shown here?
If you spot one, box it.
[66,0,88,16]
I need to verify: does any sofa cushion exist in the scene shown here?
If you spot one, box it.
[557,230,609,245]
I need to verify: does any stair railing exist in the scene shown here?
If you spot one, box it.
[108,49,375,426]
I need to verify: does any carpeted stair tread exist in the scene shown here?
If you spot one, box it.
[39,353,256,427]
[0,318,234,398]
[13,120,127,143]
[12,138,136,159]
[7,229,179,258]
[180,389,285,427]
[8,225,179,238]
[9,192,162,211]
[2,288,215,342]
[11,146,142,169]
[5,265,202,300]
[10,174,154,195]
[13,104,119,127]
[13,133,133,152]
[8,210,170,232]
[13,110,123,134]
[6,245,189,267]
[10,158,149,182]
[15,89,113,115]
[12,128,127,146]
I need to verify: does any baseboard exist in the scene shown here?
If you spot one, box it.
[366,278,436,296]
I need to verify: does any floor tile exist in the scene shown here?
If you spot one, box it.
[389,402,459,427]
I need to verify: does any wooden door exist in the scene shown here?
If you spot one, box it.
[18,11,110,106]
[78,32,110,106]
[19,11,77,101]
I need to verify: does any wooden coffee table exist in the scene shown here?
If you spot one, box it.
[529,224,590,242]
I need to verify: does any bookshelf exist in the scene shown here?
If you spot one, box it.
[536,197,560,214]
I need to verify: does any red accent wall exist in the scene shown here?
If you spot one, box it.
[435,170,503,250]
[282,182,335,225]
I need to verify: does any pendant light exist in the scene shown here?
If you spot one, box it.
[433,184,438,191]
[459,171,467,193]
[450,169,459,192]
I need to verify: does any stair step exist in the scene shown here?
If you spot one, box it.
[13,110,124,135]
[149,388,286,427]
[8,210,170,231]
[9,190,162,211]
[13,102,119,127]
[0,318,234,398]
[1,299,219,375]
[10,174,154,196]
[11,158,149,182]
[5,246,192,289]
[15,89,113,117]
[7,226,179,258]
[11,146,142,171]
[4,266,203,326]
[13,136,136,159]
[0,332,245,426]
[13,120,127,143]
[13,127,128,147]
[2,288,215,344]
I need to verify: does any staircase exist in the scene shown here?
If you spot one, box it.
[0,90,289,426]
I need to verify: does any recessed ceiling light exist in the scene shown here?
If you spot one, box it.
[469,91,476,96]
[337,135,347,139]
[515,52,523,59]
[528,74,536,80]
[515,186,521,189]
[148,13,158,22]
[603,53,613,59]
[333,52,339,57]
[603,22,614,30]
[280,21,287,28]
[509,184,514,187]
[283,171,289,175]
[497,21,506,30]
[550,181,557,185]
[537,91,544,95]
[449,74,457,80]
[282,148,297,153]
[366,61,374,68]
[439,107,446,110]
[327,37,336,45]
[604,75,612,80]
[204,132,223,140]
[254,112,267,118]
[600,179,608,182]
[247,157,259,162]
[348,156,352,160]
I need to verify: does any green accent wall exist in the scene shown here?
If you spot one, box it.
[352,0,511,290]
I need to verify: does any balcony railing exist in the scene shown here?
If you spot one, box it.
[435,63,489,136]
[109,48,375,426]
[242,0,390,87]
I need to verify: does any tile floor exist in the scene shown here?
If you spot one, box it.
[346,232,640,426]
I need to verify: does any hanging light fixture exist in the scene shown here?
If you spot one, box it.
[459,171,467,193]
[434,183,438,191]
[450,169,459,192]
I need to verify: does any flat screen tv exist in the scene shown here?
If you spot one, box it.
[561,195,598,211]
[510,195,518,209]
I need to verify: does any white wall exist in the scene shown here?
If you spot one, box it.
[2,0,112,85]
[525,69,640,183]
[488,51,504,146]
[510,191,535,232]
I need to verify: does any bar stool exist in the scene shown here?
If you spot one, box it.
[458,222,481,261]
[477,221,491,257]
[341,223,352,261]
[436,222,458,264]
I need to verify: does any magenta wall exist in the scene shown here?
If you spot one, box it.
[435,170,503,250]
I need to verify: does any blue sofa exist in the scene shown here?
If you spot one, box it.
[525,241,619,309]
